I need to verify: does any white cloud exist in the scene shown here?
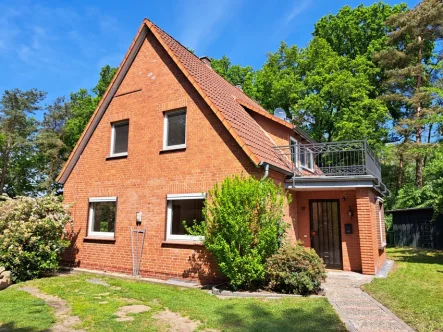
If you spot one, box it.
[286,0,311,24]
[177,0,242,53]
[0,2,123,72]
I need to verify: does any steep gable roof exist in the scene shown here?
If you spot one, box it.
[57,19,296,184]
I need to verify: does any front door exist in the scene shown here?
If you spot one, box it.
[309,200,342,269]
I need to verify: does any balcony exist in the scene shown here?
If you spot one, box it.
[274,140,388,194]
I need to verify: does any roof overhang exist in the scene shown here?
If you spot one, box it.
[285,175,389,196]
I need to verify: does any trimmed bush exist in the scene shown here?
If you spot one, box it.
[0,195,72,282]
[188,175,290,290]
[265,244,326,295]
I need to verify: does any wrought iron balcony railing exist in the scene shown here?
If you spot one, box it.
[274,140,382,182]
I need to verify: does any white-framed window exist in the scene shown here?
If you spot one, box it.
[377,197,387,248]
[166,193,205,241]
[290,136,298,164]
[88,197,117,238]
[110,120,129,157]
[300,148,314,171]
[163,109,186,150]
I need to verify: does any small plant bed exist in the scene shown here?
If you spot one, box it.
[211,283,324,298]
[0,272,345,332]
[363,247,443,332]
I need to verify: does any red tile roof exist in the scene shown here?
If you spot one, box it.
[147,19,292,172]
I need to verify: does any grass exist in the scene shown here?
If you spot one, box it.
[0,272,345,332]
[0,287,55,331]
[364,247,443,332]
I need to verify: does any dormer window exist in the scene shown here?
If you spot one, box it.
[163,109,186,150]
[110,120,129,157]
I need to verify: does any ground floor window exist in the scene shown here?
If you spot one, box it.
[166,193,205,241]
[88,197,117,238]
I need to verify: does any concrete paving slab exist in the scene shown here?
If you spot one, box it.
[324,271,413,332]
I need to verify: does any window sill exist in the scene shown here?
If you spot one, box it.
[162,239,203,247]
[84,236,116,243]
[106,153,128,160]
[160,147,186,154]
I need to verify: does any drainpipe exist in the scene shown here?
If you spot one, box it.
[261,163,270,180]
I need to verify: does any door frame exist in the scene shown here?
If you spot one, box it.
[309,199,343,270]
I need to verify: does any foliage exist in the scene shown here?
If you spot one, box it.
[394,144,443,215]
[36,97,72,193]
[313,3,407,60]
[374,0,443,188]
[63,65,117,151]
[252,39,390,148]
[0,88,46,196]
[211,56,255,94]
[265,244,326,295]
[187,175,290,290]
[0,195,72,282]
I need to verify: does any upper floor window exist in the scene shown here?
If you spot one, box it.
[163,109,186,150]
[166,193,205,241]
[300,148,314,171]
[290,137,298,164]
[110,121,129,157]
[88,197,117,238]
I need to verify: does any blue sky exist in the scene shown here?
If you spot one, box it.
[0,0,418,116]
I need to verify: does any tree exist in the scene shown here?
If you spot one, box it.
[63,65,117,150]
[0,89,46,195]
[211,56,255,94]
[92,65,118,98]
[253,39,389,148]
[313,3,407,60]
[36,97,72,193]
[375,0,443,188]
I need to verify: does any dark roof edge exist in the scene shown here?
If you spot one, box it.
[386,207,433,213]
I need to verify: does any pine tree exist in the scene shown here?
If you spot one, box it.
[375,0,443,188]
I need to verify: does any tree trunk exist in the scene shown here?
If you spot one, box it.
[0,145,10,196]
[397,152,404,193]
[424,123,433,167]
[415,35,424,188]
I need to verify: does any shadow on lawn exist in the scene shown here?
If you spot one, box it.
[390,247,443,265]
[0,321,46,332]
[213,301,343,332]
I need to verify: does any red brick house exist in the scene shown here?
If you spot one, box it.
[57,19,388,283]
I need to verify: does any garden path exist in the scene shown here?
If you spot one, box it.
[324,271,413,332]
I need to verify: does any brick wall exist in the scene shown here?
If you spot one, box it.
[356,188,386,274]
[62,30,296,283]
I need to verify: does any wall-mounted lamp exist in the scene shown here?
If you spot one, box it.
[301,206,306,211]
[136,211,142,226]
[348,206,354,217]
[342,195,347,201]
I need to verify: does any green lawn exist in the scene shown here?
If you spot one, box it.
[0,272,345,332]
[364,247,443,332]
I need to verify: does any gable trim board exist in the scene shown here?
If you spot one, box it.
[57,19,297,184]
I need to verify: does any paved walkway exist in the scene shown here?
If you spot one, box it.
[323,271,414,332]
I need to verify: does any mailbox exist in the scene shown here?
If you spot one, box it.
[344,223,353,234]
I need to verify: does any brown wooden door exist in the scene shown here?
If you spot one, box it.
[310,200,342,269]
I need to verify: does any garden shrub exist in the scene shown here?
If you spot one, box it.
[188,175,290,290]
[0,195,72,282]
[265,244,326,295]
